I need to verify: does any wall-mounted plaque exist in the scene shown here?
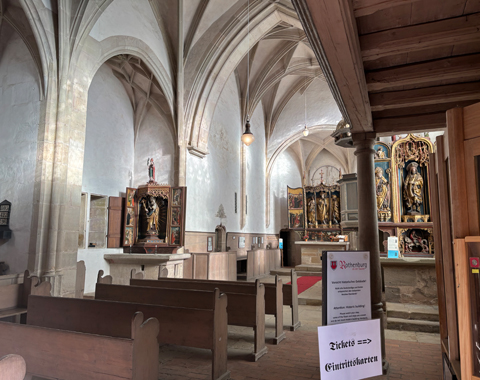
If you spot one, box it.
[0,200,12,239]
[238,236,245,248]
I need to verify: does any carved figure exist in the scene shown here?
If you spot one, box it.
[316,193,329,225]
[403,162,423,214]
[147,158,155,183]
[331,195,340,224]
[142,196,159,234]
[375,167,390,211]
[307,198,316,225]
[375,147,386,159]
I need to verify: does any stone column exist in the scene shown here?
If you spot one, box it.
[353,133,387,371]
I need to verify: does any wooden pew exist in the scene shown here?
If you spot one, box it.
[28,292,230,380]
[0,270,51,322]
[74,260,86,298]
[265,269,300,331]
[97,269,113,284]
[0,354,26,380]
[0,312,159,380]
[130,277,268,360]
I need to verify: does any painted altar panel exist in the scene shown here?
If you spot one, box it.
[374,142,392,222]
[287,186,305,229]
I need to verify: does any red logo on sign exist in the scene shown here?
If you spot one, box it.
[470,257,480,268]
[331,261,337,270]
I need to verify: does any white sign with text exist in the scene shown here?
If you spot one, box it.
[326,251,371,325]
[318,319,382,380]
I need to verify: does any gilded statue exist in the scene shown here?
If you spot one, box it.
[141,195,159,234]
[331,195,340,224]
[316,193,329,225]
[375,167,390,211]
[307,198,316,225]
[403,162,423,214]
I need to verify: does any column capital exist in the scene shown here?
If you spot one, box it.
[352,133,376,155]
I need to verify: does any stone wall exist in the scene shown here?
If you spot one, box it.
[382,259,438,306]
[0,24,41,274]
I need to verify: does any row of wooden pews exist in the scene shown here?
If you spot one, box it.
[0,266,301,380]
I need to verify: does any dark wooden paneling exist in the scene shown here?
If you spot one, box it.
[107,196,124,248]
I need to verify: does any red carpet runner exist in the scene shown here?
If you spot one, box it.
[287,276,322,294]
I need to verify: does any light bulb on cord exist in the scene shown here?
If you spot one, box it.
[242,0,254,146]
[242,116,255,146]
[303,125,309,137]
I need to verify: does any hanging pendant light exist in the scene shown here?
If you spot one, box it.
[242,0,254,146]
[242,116,255,146]
[302,73,309,137]
[303,125,309,137]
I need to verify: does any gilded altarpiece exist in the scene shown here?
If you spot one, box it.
[287,184,343,242]
[376,134,435,256]
[122,185,186,253]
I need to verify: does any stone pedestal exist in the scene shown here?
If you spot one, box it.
[381,257,437,306]
[103,253,191,285]
[295,241,350,265]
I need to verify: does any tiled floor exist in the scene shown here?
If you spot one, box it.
[158,303,443,380]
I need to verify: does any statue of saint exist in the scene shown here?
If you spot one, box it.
[147,158,155,183]
[403,162,423,214]
[375,147,386,159]
[142,196,159,234]
[307,198,316,225]
[331,195,340,224]
[316,193,329,225]
[375,167,390,211]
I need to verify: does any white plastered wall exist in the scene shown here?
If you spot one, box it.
[0,25,41,274]
[245,104,267,233]
[268,149,303,233]
[80,63,135,285]
[186,73,241,232]
[134,110,175,187]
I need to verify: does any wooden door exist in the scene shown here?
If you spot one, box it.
[446,101,480,380]
[107,197,124,248]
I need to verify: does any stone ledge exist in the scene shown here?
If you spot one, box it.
[380,257,435,266]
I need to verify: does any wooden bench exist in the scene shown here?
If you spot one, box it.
[0,354,26,380]
[28,292,230,380]
[0,311,159,380]
[264,269,300,331]
[0,270,51,322]
[130,277,268,360]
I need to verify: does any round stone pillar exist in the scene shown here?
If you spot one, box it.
[353,134,387,371]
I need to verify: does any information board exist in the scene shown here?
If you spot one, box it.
[322,251,371,325]
[318,319,382,380]
[387,237,399,258]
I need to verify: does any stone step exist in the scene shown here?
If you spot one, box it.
[387,317,440,333]
[386,302,439,322]
[295,264,322,272]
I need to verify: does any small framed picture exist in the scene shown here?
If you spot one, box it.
[170,226,181,245]
[172,188,182,206]
[261,237,264,244]
[238,237,245,248]
[124,227,134,246]
[252,237,257,244]
[207,236,213,252]
[171,208,181,226]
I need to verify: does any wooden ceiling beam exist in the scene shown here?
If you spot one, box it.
[373,112,446,135]
[353,0,420,18]
[370,81,480,111]
[292,0,373,132]
[361,13,480,61]
[366,53,480,92]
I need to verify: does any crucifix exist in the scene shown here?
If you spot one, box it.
[320,169,324,184]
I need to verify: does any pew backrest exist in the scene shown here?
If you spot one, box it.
[0,312,159,380]
[97,269,113,284]
[95,283,217,310]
